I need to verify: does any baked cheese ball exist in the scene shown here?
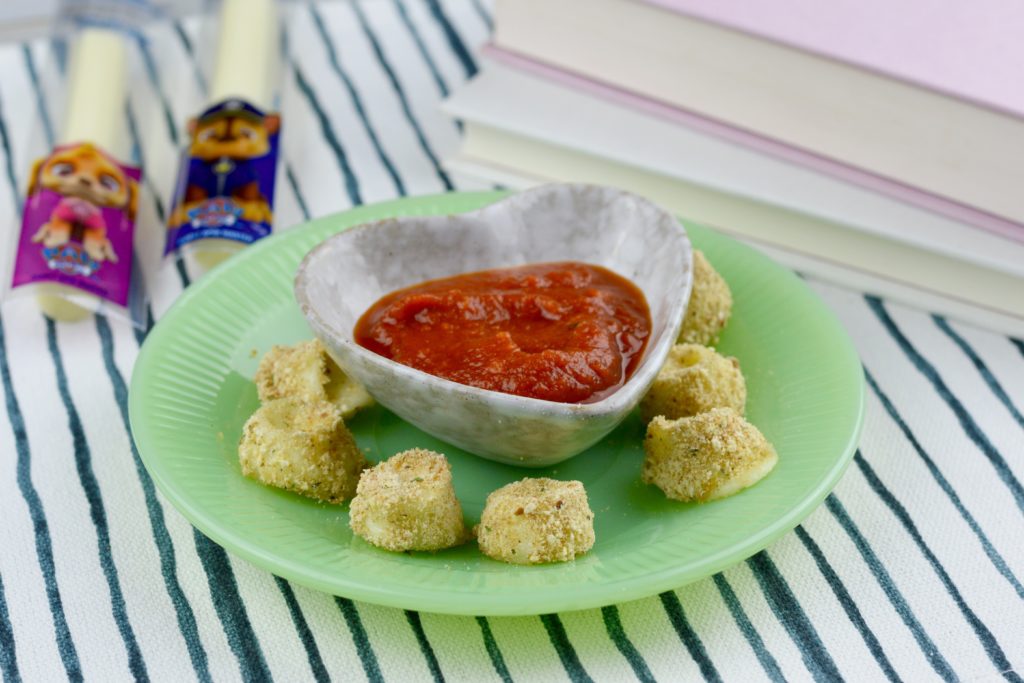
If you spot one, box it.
[348,449,469,552]
[238,397,366,503]
[477,478,595,565]
[679,250,733,346]
[640,343,746,422]
[255,339,373,419]
[643,408,777,502]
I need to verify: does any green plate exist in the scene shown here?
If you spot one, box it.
[129,192,864,616]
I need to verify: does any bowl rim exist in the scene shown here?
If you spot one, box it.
[293,183,693,416]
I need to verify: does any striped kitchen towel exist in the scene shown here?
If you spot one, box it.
[0,1,1022,680]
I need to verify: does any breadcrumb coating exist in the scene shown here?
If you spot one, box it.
[678,250,732,346]
[255,339,373,418]
[349,449,469,552]
[643,408,777,502]
[238,397,366,503]
[477,478,595,565]
[640,344,746,421]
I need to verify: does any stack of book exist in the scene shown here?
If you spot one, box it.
[442,0,1024,335]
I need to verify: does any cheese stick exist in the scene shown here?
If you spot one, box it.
[61,29,129,157]
[209,0,278,110]
[38,28,130,321]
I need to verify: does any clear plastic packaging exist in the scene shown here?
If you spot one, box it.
[164,0,283,273]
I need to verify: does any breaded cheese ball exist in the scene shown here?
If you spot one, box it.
[679,250,733,346]
[640,343,746,421]
[238,397,366,503]
[349,449,468,552]
[255,339,373,419]
[477,478,595,565]
[643,408,777,502]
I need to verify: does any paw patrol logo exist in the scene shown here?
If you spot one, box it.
[42,244,100,277]
[186,197,244,228]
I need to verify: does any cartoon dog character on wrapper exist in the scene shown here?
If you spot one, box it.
[27,143,138,264]
[169,100,280,229]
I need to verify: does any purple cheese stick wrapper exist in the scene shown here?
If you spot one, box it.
[11,142,141,307]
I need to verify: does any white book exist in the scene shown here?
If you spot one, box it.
[441,73,1024,336]
[442,62,1024,279]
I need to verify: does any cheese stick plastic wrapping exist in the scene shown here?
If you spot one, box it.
[165,0,283,272]
[5,27,146,325]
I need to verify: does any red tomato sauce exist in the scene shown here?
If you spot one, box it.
[354,262,652,403]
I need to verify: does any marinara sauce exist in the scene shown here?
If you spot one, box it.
[354,262,651,403]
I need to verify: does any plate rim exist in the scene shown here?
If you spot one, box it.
[129,191,865,616]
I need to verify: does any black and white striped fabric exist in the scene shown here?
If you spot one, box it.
[1,1,1022,680]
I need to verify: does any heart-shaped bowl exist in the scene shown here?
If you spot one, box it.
[294,184,692,466]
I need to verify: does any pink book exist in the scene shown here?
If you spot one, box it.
[641,0,1024,119]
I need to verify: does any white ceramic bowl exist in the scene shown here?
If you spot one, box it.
[295,184,692,466]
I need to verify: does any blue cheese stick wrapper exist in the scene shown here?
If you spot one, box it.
[166,0,282,272]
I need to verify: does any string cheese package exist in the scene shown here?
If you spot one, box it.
[4,26,147,326]
[164,0,283,272]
